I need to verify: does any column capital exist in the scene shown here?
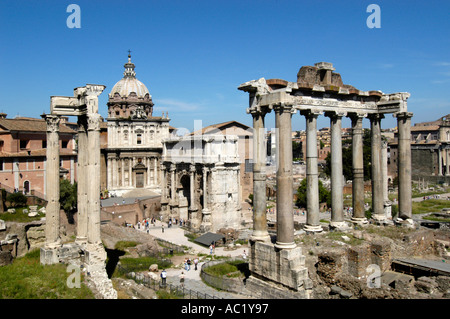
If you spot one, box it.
[43,114,61,133]
[87,113,102,131]
[273,102,295,114]
[348,112,367,123]
[368,113,385,121]
[248,108,268,118]
[325,110,346,119]
[394,111,414,120]
[300,109,322,118]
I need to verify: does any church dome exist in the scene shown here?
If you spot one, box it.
[109,54,150,98]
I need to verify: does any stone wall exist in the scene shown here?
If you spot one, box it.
[200,258,246,294]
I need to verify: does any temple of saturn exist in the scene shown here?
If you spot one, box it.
[238,62,412,298]
[40,84,116,299]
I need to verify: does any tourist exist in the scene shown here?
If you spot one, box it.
[242,250,247,260]
[209,244,213,255]
[194,257,199,271]
[187,258,191,271]
[179,271,185,288]
[162,224,164,233]
[161,269,167,287]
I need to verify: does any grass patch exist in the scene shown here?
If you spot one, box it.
[203,260,248,278]
[114,241,139,252]
[114,256,172,278]
[0,209,44,222]
[412,199,450,215]
[0,249,94,299]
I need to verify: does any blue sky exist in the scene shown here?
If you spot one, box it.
[0,0,449,132]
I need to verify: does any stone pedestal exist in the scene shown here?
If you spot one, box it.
[246,240,311,298]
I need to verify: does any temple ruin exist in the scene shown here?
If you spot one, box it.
[238,62,412,298]
[40,84,116,299]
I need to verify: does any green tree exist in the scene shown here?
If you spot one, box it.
[60,179,77,224]
[295,179,331,209]
[6,192,28,208]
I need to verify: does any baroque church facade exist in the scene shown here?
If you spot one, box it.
[103,54,170,196]
[101,54,243,232]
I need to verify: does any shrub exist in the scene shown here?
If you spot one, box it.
[6,192,27,208]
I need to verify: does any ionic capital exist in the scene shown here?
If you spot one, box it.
[368,113,385,122]
[273,102,294,114]
[325,110,347,119]
[394,111,413,120]
[300,109,323,118]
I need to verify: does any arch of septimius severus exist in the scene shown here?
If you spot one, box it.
[239,62,412,298]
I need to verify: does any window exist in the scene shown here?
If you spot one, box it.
[62,141,69,148]
[137,134,142,145]
[245,159,253,173]
[20,140,29,149]
[42,140,47,148]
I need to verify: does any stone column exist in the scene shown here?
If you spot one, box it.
[301,110,322,232]
[369,113,385,222]
[438,149,443,176]
[381,140,391,219]
[128,158,132,187]
[446,149,450,176]
[349,113,367,224]
[201,166,212,231]
[44,115,61,249]
[76,115,88,245]
[170,164,176,204]
[326,111,346,229]
[250,110,270,242]
[274,104,295,249]
[189,164,196,211]
[396,112,413,220]
[87,113,102,247]
[160,164,167,200]
[121,158,125,187]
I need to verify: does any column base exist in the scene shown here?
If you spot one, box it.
[394,217,415,228]
[371,214,388,225]
[303,224,323,233]
[250,230,271,243]
[330,221,350,230]
[351,217,368,225]
[274,241,297,250]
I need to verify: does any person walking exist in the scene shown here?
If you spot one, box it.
[179,271,185,288]
[194,257,199,271]
[160,269,167,287]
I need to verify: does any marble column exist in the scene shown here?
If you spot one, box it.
[301,110,322,232]
[381,140,391,219]
[170,164,176,204]
[76,115,88,245]
[369,113,385,222]
[44,115,61,249]
[201,166,212,231]
[446,149,450,176]
[396,112,413,220]
[128,158,132,187]
[327,111,346,229]
[349,113,367,224]
[274,104,295,249]
[250,110,270,242]
[160,164,168,201]
[87,113,102,247]
[189,164,196,211]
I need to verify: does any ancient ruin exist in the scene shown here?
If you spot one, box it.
[40,84,117,299]
[238,62,413,298]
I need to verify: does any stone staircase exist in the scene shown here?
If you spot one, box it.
[85,246,117,299]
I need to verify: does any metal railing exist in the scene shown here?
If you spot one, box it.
[118,264,222,299]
